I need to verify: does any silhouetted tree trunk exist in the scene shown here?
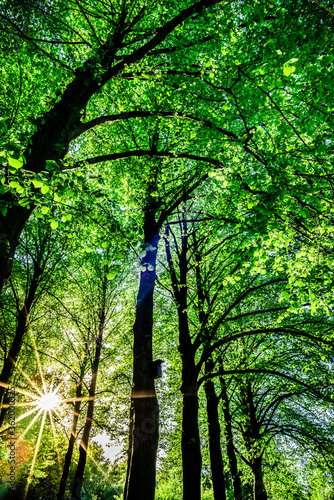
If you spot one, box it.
[72,282,107,499]
[251,457,267,500]
[0,204,33,292]
[180,346,201,500]
[124,207,160,500]
[242,383,267,500]
[220,375,243,500]
[57,366,85,500]
[204,360,226,500]
[165,224,202,500]
[0,264,43,424]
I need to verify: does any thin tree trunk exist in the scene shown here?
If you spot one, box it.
[72,289,106,499]
[180,348,202,500]
[204,361,226,500]
[220,376,243,500]
[124,214,159,500]
[0,390,9,429]
[57,371,84,500]
[165,224,202,500]
[0,265,43,424]
[241,383,267,500]
[0,205,33,292]
[124,404,134,500]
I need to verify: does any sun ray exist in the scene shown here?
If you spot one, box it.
[52,408,74,439]
[0,401,40,409]
[54,372,73,394]
[12,387,41,399]
[86,448,109,479]
[0,406,40,434]
[63,396,95,403]
[8,356,43,396]
[27,324,46,393]
[0,381,38,399]
[24,410,47,500]
[49,410,62,473]
[49,373,55,393]
[16,408,44,444]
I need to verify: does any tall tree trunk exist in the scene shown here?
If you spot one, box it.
[72,298,106,499]
[220,376,243,500]
[180,347,202,500]
[124,214,160,500]
[0,390,9,430]
[241,383,267,500]
[165,224,202,500]
[251,457,267,500]
[123,404,134,500]
[204,361,226,500]
[0,205,33,292]
[0,264,43,423]
[57,372,84,500]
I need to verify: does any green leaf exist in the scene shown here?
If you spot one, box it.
[106,270,116,280]
[8,156,24,169]
[283,65,295,76]
[102,242,108,248]
[50,220,58,229]
[41,185,50,194]
[54,193,62,202]
[41,206,49,215]
[32,179,43,188]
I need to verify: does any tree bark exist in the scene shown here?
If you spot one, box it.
[124,213,160,500]
[0,204,33,291]
[180,346,202,500]
[0,264,43,424]
[220,376,243,500]
[72,293,106,499]
[165,224,202,500]
[241,383,267,500]
[204,361,226,500]
[251,456,267,500]
[57,372,84,500]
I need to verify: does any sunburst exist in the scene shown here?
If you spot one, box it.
[0,332,81,498]
[0,323,103,499]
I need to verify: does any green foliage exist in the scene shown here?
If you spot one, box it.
[1,0,334,498]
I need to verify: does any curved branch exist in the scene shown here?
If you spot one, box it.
[70,110,237,141]
[67,149,224,170]
[199,368,330,400]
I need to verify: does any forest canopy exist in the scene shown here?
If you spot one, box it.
[0,0,334,499]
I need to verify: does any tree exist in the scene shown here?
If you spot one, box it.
[0,214,71,421]
[216,322,334,500]
[1,1,334,498]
